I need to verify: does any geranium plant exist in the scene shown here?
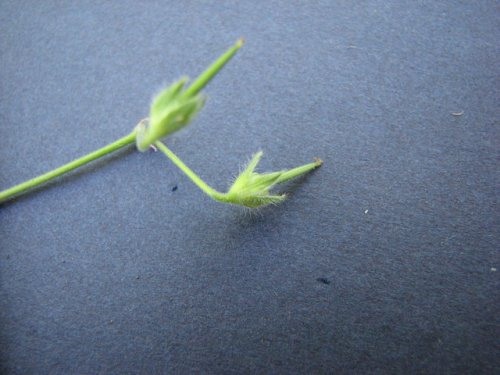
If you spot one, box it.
[0,39,322,207]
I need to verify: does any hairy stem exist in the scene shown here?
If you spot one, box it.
[0,131,136,203]
[0,39,244,205]
[154,141,227,202]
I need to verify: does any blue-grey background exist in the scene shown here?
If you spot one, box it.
[1,1,498,374]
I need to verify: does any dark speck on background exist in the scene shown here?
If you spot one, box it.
[316,277,331,285]
[172,185,178,192]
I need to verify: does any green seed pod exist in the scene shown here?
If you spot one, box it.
[135,78,206,151]
[224,152,287,207]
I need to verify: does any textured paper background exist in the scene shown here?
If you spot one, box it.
[1,1,498,374]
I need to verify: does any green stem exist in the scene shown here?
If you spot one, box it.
[0,40,244,205]
[0,131,136,203]
[154,140,226,201]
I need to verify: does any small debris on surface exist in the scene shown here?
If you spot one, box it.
[316,277,331,285]
[364,209,369,214]
[491,267,497,272]
[149,144,158,152]
[172,185,178,192]
[451,111,464,116]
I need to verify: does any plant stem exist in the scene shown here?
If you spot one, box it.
[0,131,136,203]
[154,140,226,202]
[0,39,245,205]
[155,140,323,207]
